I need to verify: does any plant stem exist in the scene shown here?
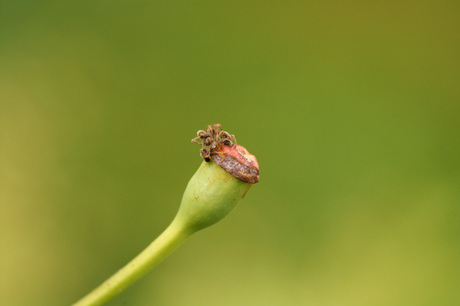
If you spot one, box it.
[73,220,192,306]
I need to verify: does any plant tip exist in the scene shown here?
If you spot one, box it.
[192,123,259,183]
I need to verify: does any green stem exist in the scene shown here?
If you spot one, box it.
[73,220,192,306]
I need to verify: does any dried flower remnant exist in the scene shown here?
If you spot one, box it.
[191,123,237,162]
[192,124,259,184]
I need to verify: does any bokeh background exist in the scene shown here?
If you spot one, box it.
[1,1,459,305]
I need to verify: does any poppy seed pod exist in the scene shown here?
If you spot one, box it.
[173,160,253,232]
[175,124,259,232]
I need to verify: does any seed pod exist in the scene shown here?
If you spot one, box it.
[175,160,253,232]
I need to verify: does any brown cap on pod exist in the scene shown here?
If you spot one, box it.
[211,144,259,184]
[192,124,259,184]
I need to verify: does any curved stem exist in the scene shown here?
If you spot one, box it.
[73,220,192,306]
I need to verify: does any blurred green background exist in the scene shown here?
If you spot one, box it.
[1,1,459,305]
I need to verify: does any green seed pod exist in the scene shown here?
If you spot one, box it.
[173,160,253,233]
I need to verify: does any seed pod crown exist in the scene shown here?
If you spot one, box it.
[192,124,259,184]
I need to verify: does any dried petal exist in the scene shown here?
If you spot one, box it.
[211,144,259,184]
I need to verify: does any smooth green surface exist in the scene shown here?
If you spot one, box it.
[177,161,252,232]
[1,2,459,305]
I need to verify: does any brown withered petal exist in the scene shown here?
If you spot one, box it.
[211,144,259,184]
